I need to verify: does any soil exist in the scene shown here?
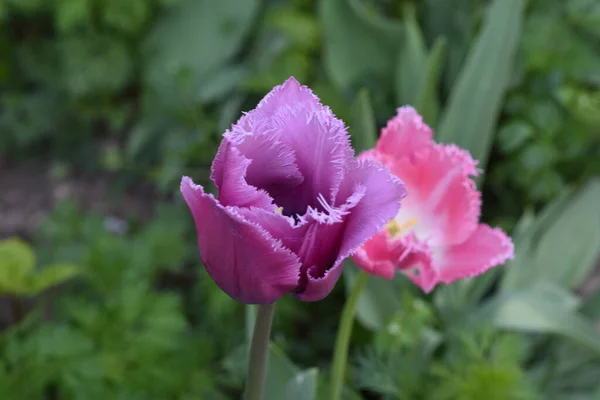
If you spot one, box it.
[0,161,155,241]
[0,160,157,328]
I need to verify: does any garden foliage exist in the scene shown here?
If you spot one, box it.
[0,0,599,398]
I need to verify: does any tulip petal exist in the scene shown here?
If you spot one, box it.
[335,160,407,254]
[181,177,301,304]
[375,106,433,160]
[210,141,274,210]
[233,134,304,198]
[388,145,481,247]
[224,114,304,199]
[293,188,364,301]
[253,76,327,118]
[297,160,406,301]
[396,233,439,293]
[236,202,356,301]
[437,224,514,285]
[352,230,404,280]
[234,207,304,254]
[238,77,354,214]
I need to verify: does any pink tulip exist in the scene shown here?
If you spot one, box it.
[352,107,514,292]
[181,78,407,304]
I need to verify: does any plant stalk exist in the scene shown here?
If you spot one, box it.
[244,302,276,400]
[329,270,369,400]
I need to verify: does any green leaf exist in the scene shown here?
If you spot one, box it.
[266,9,320,51]
[284,368,318,400]
[582,289,600,321]
[54,0,92,33]
[29,263,79,294]
[144,0,260,104]
[343,260,405,330]
[349,88,377,152]
[566,0,600,39]
[496,120,534,153]
[320,0,402,90]
[196,65,247,103]
[395,3,427,107]
[265,343,318,400]
[474,284,600,355]
[502,179,600,292]
[423,0,475,92]
[434,268,501,321]
[0,238,35,294]
[414,36,447,125]
[60,34,133,97]
[436,0,526,172]
[102,0,149,35]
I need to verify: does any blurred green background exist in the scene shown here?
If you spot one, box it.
[0,0,599,398]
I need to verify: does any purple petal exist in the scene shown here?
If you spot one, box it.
[236,190,366,302]
[210,140,274,210]
[293,187,366,301]
[298,160,406,301]
[231,77,355,215]
[234,207,304,253]
[252,77,329,118]
[181,177,301,304]
[226,130,304,199]
[335,160,407,254]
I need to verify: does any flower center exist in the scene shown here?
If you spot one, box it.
[387,216,419,237]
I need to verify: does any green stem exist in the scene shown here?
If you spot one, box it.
[244,302,276,400]
[330,270,369,400]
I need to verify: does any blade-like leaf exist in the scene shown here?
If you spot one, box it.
[320,0,402,90]
[502,179,600,292]
[473,284,600,355]
[396,3,427,106]
[143,0,260,104]
[423,0,474,93]
[415,36,447,125]
[349,88,377,152]
[436,0,526,171]
[582,287,600,321]
[265,343,318,400]
[343,260,406,330]
[284,368,318,400]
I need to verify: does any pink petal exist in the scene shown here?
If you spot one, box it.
[440,143,480,177]
[375,106,433,160]
[387,145,481,246]
[437,224,514,285]
[297,160,407,301]
[395,233,439,293]
[209,140,274,210]
[180,177,301,304]
[351,230,404,280]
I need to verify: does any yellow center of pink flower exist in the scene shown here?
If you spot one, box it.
[274,206,284,214]
[387,216,419,237]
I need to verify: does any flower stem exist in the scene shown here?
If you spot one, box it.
[244,302,276,400]
[330,270,369,400]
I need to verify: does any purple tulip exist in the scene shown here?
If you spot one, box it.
[181,77,406,304]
